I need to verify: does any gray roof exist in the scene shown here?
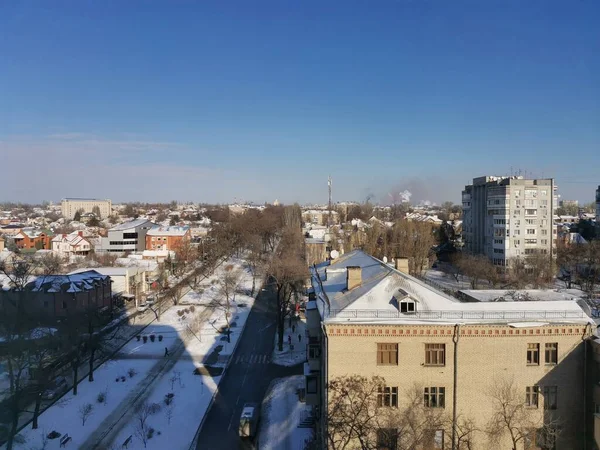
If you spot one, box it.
[110,219,153,231]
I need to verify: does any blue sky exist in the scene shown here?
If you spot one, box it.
[1,1,598,205]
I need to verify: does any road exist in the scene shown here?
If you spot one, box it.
[195,282,302,450]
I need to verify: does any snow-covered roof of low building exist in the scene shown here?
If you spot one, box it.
[459,289,586,303]
[311,250,591,325]
[69,267,141,277]
[24,270,109,293]
[110,218,153,231]
[147,226,190,237]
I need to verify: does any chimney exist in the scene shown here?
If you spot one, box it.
[78,231,83,237]
[346,266,362,291]
[395,257,409,274]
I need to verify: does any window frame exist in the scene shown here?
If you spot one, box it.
[376,428,399,450]
[424,343,446,367]
[543,385,557,410]
[377,386,398,408]
[545,343,558,365]
[525,386,539,408]
[527,343,540,365]
[377,343,398,366]
[424,387,445,408]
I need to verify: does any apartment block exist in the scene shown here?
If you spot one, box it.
[98,219,154,253]
[306,250,592,449]
[596,185,600,222]
[462,176,556,267]
[61,198,112,219]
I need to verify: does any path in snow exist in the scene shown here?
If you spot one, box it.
[81,305,216,449]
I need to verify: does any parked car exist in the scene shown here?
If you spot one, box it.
[137,303,148,312]
[146,296,155,305]
[239,403,260,439]
[42,377,68,400]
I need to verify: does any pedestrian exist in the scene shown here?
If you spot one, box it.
[292,324,296,333]
[164,347,169,357]
[288,335,292,346]
[298,334,302,343]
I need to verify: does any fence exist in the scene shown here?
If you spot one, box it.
[327,308,587,320]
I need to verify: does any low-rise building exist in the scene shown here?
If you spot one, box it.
[145,226,190,251]
[307,249,593,449]
[13,228,53,251]
[51,231,93,257]
[98,219,154,253]
[302,209,340,226]
[0,270,112,321]
[69,267,148,308]
[0,236,4,252]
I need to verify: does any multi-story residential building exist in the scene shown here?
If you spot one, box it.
[61,198,112,219]
[98,219,154,253]
[51,231,92,257]
[145,226,191,251]
[462,176,556,267]
[0,270,112,322]
[302,209,340,226]
[306,249,593,449]
[12,228,54,251]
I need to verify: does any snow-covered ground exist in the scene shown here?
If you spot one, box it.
[258,376,313,450]
[272,317,307,367]
[8,258,258,450]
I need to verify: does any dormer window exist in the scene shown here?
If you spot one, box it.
[400,299,416,313]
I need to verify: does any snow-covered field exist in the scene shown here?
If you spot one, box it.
[9,259,257,450]
[258,376,313,450]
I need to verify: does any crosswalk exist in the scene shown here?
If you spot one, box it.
[234,353,270,365]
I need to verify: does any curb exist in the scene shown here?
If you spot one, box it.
[188,278,266,450]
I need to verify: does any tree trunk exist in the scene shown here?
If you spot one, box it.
[72,361,79,395]
[7,395,19,450]
[88,347,96,382]
[277,317,284,352]
[32,393,42,429]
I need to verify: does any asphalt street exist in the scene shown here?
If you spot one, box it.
[195,282,302,450]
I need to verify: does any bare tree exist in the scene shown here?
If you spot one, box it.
[456,254,499,289]
[165,402,175,425]
[327,375,384,450]
[389,220,436,276]
[486,378,560,450]
[134,402,154,448]
[209,265,242,343]
[78,403,93,426]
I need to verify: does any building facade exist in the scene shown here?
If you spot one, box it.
[98,219,154,254]
[0,270,112,321]
[51,231,92,257]
[307,250,593,450]
[462,176,556,267]
[13,228,53,250]
[69,267,148,308]
[596,185,600,223]
[61,198,112,219]
[145,226,191,251]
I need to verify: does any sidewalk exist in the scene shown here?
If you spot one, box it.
[257,376,313,450]
[272,316,308,367]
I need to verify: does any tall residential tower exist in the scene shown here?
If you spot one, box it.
[462,176,556,267]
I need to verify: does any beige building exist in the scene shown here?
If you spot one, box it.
[61,198,112,219]
[302,209,340,226]
[462,176,556,267]
[306,250,593,449]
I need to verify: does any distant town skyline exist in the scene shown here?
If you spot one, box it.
[1,2,598,205]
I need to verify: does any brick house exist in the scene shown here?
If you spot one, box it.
[145,226,191,252]
[307,250,593,449]
[0,270,112,322]
[13,228,54,250]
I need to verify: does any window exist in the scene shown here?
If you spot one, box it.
[306,376,317,394]
[424,430,445,449]
[541,239,548,245]
[424,387,445,408]
[527,229,536,235]
[493,248,504,254]
[377,429,398,450]
[123,232,138,239]
[525,219,536,225]
[377,343,398,365]
[541,229,548,235]
[525,386,539,408]
[527,343,540,365]
[525,189,538,198]
[425,344,445,366]
[513,229,520,236]
[545,343,558,364]
[525,239,537,245]
[308,344,321,359]
[543,386,557,410]
[526,209,537,215]
[400,300,415,313]
[62,301,67,309]
[494,239,503,244]
[377,386,398,407]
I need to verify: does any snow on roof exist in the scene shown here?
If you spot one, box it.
[110,219,153,231]
[312,250,591,325]
[26,270,109,293]
[146,226,190,237]
[459,289,585,303]
[69,267,140,277]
